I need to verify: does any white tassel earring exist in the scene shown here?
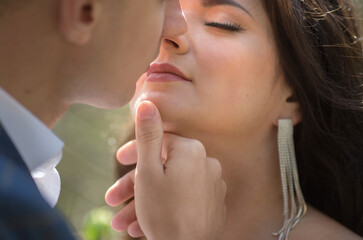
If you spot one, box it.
[273,119,307,240]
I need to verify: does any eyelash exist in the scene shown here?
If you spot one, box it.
[204,20,244,32]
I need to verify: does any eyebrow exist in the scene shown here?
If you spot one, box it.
[202,0,253,18]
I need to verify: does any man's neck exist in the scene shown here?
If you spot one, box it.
[0,3,70,128]
[0,80,69,128]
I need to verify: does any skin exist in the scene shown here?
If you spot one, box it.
[0,0,186,126]
[0,0,228,239]
[107,0,363,239]
[130,1,298,238]
[131,101,226,239]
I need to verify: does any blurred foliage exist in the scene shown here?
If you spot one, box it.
[53,104,133,239]
[82,207,117,240]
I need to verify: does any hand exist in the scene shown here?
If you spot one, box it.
[105,101,227,240]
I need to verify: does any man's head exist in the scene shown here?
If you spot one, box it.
[0,0,186,109]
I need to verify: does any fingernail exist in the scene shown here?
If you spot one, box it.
[137,101,155,120]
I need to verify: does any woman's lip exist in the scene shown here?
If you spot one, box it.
[146,63,191,82]
[147,72,189,82]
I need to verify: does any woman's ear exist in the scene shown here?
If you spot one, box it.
[274,92,302,127]
[58,0,100,45]
[272,74,303,127]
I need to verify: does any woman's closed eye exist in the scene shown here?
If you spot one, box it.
[204,20,244,32]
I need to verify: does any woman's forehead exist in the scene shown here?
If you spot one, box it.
[181,0,263,17]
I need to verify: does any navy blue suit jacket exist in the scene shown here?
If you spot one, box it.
[0,123,75,239]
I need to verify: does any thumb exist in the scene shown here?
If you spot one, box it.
[135,101,163,175]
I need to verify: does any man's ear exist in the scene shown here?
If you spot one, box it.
[58,0,100,45]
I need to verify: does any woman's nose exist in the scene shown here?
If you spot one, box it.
[161,33,190,55]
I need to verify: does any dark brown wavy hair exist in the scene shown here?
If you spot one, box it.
[263,0,363,236]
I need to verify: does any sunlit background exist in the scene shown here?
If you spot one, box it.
[54,104,133,240]
[54,1,362,239]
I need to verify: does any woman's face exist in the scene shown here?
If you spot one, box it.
[131,0,296,142]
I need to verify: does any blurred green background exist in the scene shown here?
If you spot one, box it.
[54,104,133,240]
[54,1,362,239]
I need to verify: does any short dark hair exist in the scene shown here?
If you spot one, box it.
[0,1,27,16]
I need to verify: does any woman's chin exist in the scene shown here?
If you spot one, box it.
[132,91,189,118]
[131,93,205,140]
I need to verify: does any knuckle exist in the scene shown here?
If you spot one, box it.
[221,180,227,195]
[209,157,222,168]
[187,139,206,157]
[208,157,222,177]
[137,128,161,143]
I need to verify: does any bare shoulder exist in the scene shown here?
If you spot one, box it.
[291,206,363,240]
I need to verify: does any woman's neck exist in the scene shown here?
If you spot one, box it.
[200,129,285,240]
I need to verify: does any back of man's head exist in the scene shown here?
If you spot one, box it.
[0,1,24,14]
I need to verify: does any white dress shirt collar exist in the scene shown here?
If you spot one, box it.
[0,87,63,207]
